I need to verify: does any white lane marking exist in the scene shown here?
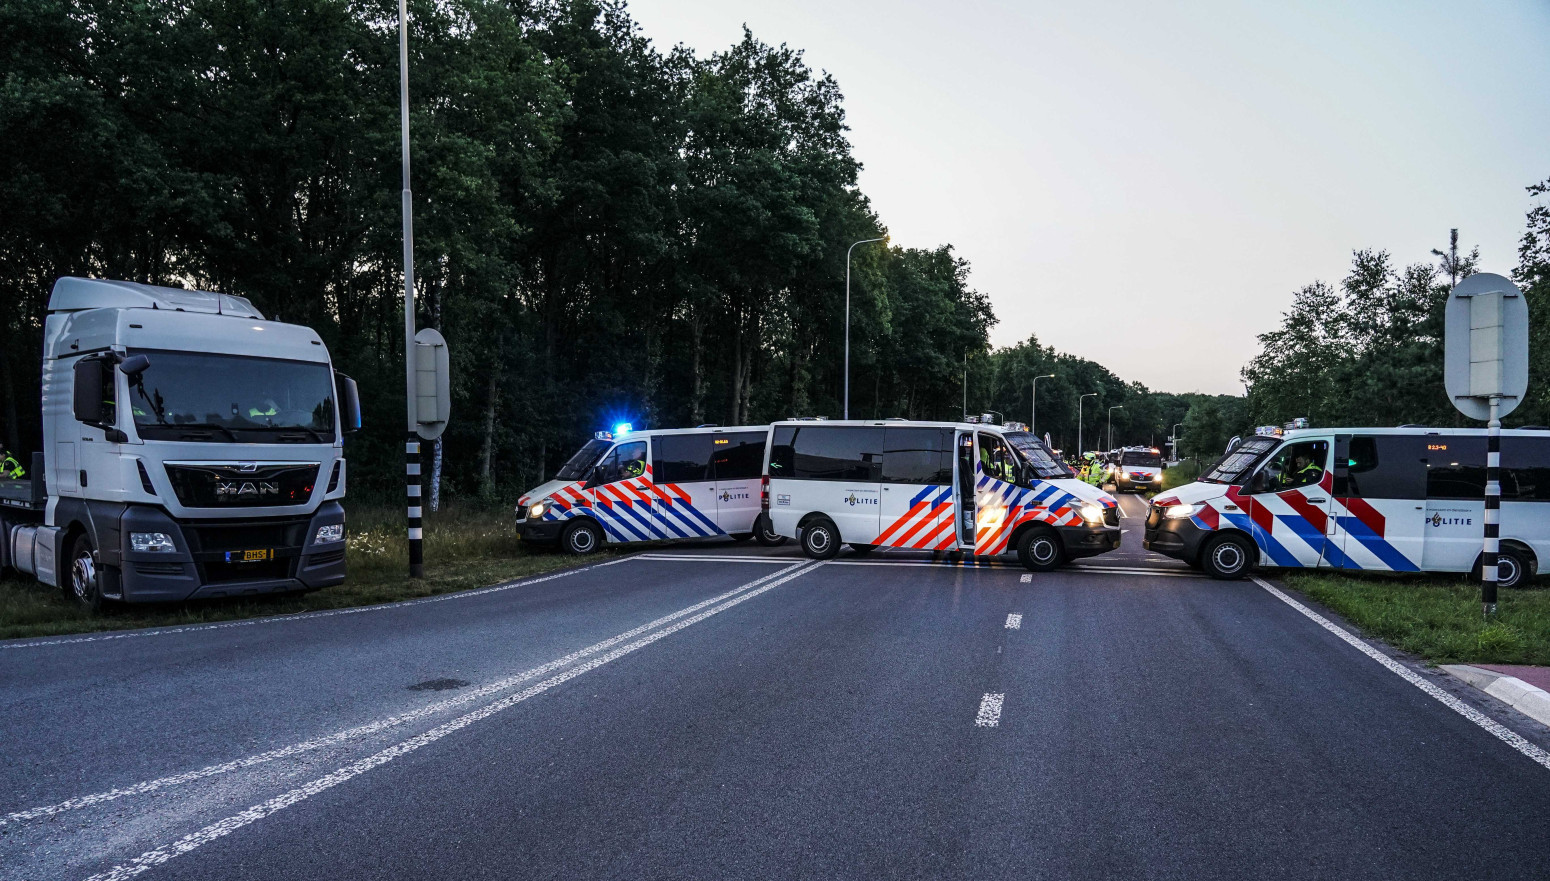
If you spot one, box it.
[634,553,792,564]
[3,555,643,650]
[1252,576,1550,772]
[1005,614,1022,629]
[5,561,810,827]
[79,562,823,881]
[975,693,1005,728]
[1019,574,1031,583]
[826,560,1017,569]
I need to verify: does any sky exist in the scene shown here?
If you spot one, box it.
[624,0,1550,395]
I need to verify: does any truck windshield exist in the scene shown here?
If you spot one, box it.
[1200,437,1279,484]
[127,351,335,442]
[556,439,611,480]
[1003,432,1075,479]
[1121,451,1163,467]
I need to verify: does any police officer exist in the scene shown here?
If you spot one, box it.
[1,447,25,480]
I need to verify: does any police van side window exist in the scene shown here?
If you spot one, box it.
[881,427,953,484]
[596,441,647,485]
[712,431,766,481]
[1503,437,1550,502]
[1424,437,1495,499]
[653,434,714,483]
[1345,435,1424,499]
[778,426,883,481]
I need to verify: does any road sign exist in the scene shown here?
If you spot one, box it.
[1445,273,1527,421]
[414,327,451,440]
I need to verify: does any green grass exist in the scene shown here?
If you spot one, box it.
[1159,459,1202,492]
[1284,571,1550,666]
[0,504,614,641]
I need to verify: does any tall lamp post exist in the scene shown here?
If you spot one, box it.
[1108,405,1124,450]
[1171,422,1183,461]
[1078,393,1097,456]
[844,237,886,419]
[1031,374,1055,436]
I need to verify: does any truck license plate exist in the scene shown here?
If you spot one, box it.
[226,549,274,563]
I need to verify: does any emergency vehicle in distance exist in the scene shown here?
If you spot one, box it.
[1111,446,1165,494]
[515,424,786,554]
[1144,423,1550,584]
[762,418,1122,571]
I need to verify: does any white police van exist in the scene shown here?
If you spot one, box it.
[762,418,1121,571]
[516,424,785,554]
[1144,424,1550,584]
[1112,446,1165,493]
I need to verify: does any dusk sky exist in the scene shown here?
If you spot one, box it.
[627,0,1550,395]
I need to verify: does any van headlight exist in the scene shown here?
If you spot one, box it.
[1163,503,1204,520]
[130,532,176,553]
[314,524,345,544]
[527,500,550,520]
[1079,503,1105,525]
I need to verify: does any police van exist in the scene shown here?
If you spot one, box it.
[762,418,1122,571]
[1112,446,1165,493]
[516,425,785,554]
[1144,424,1550,584]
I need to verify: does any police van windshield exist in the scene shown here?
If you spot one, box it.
[556,439,611,480]
[1120,450,1163,467]
[127,350,335,442]
[1003,432,1075,479]
[1200,438,1279,484]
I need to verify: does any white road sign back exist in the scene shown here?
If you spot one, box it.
[1444,272,1527,421]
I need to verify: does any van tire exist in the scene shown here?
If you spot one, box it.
[560,520,603,556]
[1016,526,1063,572]
[67,532,105,613]
[753,515,787,547]
[799,517,841,560]
[1491,546,1535,590]
[1200,533,1254,580]
[849,543,876,554]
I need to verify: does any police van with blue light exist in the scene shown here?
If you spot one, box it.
[515,423,786,554]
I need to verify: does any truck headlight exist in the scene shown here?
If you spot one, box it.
[130,532,176,553]
[1079,503,1105,525]
[314,524,345,544]
[1163,503,1203,520]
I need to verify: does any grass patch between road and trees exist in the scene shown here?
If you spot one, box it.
[0,504,613,641]
[1283,571,1550,667]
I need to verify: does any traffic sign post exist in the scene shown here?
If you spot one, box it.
[1444,273,1529,616]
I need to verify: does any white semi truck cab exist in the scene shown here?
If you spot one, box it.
[0,277,361,608]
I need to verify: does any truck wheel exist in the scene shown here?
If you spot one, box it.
[799,517,841,560]
[67,532,104,612]
[1016,526,1063,572]
[753,515,788,547]
[1200,534,1254,580]
[560,520,603,556]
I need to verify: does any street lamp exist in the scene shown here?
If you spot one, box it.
[1078,393,1097,456]
[1171,422,1183,461]
[1108,405,1124,450]
[844,237,886,419]
[1031,374,1055,436]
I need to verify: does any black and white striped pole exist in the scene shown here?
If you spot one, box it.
[398,0,423,578]
[1483,396,1501,614]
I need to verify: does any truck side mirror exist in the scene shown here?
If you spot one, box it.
[335,372,361,434]
[73,358,108,425]
[119,353,151,376]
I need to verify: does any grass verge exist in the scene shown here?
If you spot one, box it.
[1283,571,1550,667]
[0,505,615,641]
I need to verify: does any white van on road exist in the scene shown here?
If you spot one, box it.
[516,425,783,554]
[762,419,1121,571]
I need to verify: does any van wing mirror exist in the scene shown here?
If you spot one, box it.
[1248,469,1269,494]
[335,372,362,434]
[72,358,108,425]
[119,353,151,376]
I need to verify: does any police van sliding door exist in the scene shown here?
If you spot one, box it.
[875,427,955,550]
[710,431,766,535]
[1421,436,1488,572]
[649,433,722,540]
[1332,435,1425,572]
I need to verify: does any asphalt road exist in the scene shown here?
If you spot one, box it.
[5,496,1550,880]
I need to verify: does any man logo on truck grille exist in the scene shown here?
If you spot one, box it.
[216,481,279,497]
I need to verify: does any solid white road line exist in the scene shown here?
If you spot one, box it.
[1252,576,1550,772]
[3,555,637,650]
[975,693,1005,728]
[1005,614,1022,630]
[6,561,811,828]
[79,562,823,881]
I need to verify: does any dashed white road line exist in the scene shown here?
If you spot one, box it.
[635,553,793,564]
[975,693,1005,728]
[1019,574,1031,583]
[1252,576,1550,772]
[79,561,824,881]
[1005,614,1022,630]
[6,561,812,828]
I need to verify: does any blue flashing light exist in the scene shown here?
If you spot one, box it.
[614,422,634,437]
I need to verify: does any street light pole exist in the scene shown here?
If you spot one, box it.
[1171,422,1183,461]
[1078,393,1097,456]
[1031,374,1054,436]
[1108,405,1124,450]
[844,237,885,419]
[398,0,422,579]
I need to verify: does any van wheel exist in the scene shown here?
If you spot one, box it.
[849,543,876,554]
[67,532,104,613]
[799,517,841,560]
[560,520,603,556]
[1201,534,1254,580]
[753,515,787,547]
[1495,547,1535,589]
[1016,526,1063,572]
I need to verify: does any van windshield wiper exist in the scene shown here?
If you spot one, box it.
[167,423,240,442]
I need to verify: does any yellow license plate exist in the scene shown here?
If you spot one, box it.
[240,549,273,562]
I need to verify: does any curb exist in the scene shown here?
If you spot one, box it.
[1442,665,1550,730]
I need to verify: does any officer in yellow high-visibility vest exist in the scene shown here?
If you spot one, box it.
[1,448,25,480]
